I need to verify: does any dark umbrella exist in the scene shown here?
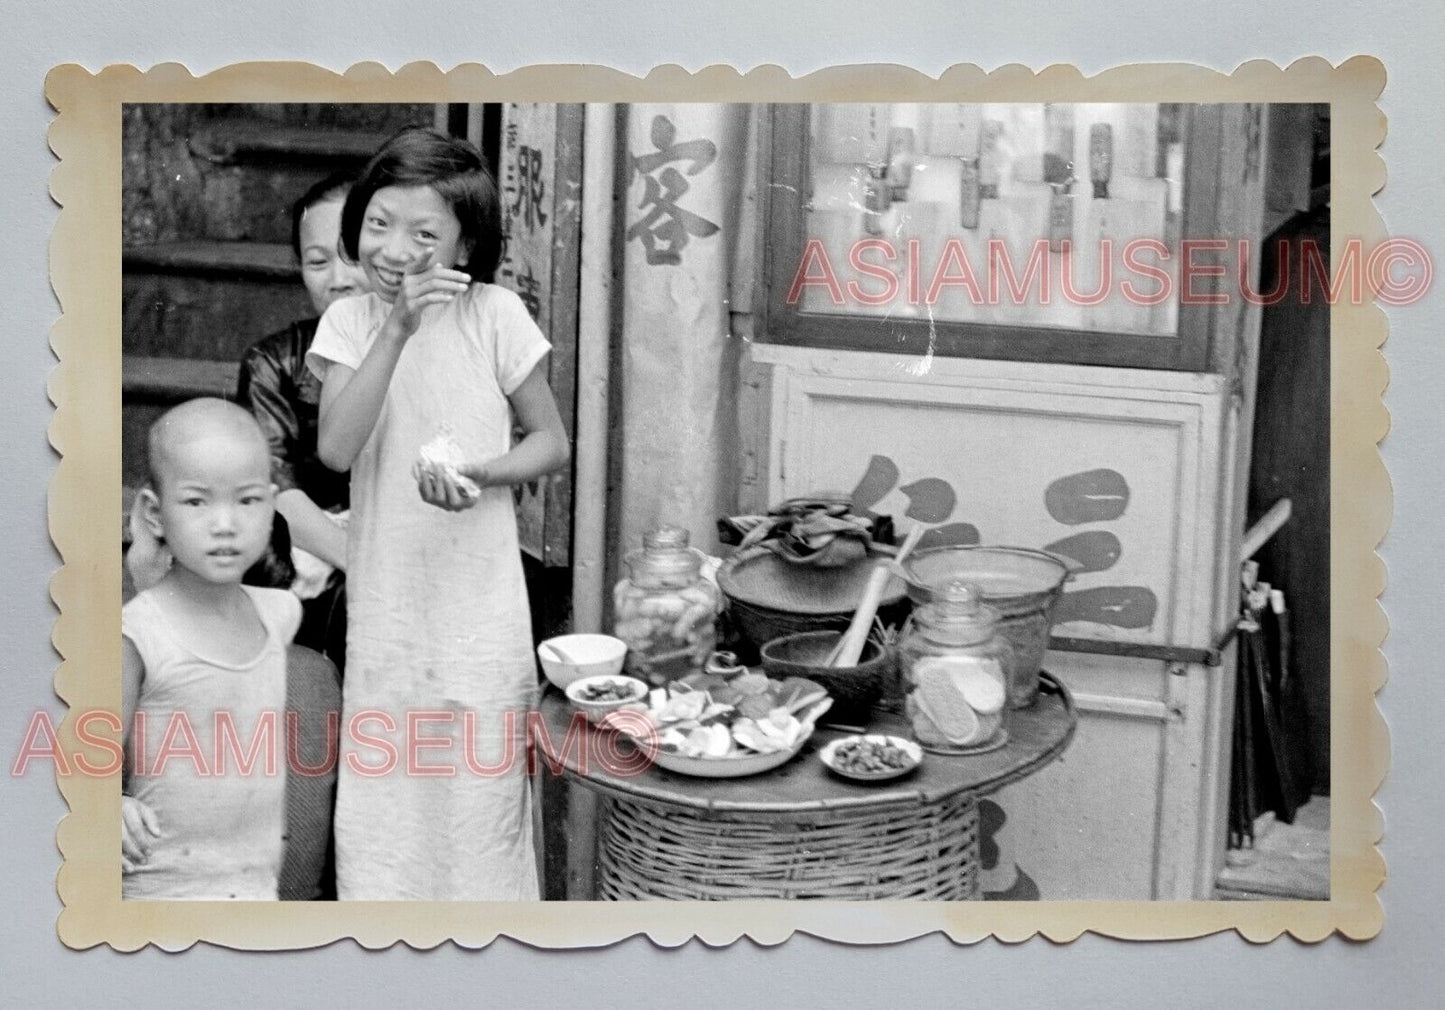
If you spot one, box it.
[1229,592,1300,849]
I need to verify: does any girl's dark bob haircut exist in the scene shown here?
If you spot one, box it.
[341,126,502,283]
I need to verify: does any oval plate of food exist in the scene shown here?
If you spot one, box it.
[615,672,833,778]
[650,728,815,779]
[818,734,923,782]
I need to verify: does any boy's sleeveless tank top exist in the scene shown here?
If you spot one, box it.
[121,585,300,900]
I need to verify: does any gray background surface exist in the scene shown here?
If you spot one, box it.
[2,2,1439,1004]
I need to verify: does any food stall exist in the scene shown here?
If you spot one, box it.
[543,100,1285,901]
[111,95,1325,907]
[538,673,1074,900]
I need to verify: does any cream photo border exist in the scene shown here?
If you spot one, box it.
[46,58,1388,949]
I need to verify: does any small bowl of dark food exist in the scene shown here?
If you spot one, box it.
[564,674,651,725]
[818,734,923,782]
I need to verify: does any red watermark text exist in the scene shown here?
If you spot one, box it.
[11,707,660,780]
[786,236,1433,309]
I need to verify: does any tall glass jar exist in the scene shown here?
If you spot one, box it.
[612,526,719,685]
[899,579,1012,752]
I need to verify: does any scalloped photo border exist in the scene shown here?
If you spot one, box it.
[45,58,1388,950]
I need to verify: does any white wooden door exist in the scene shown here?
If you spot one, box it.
[752,344,1233,898]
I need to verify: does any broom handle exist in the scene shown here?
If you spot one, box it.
[829,523,927,668]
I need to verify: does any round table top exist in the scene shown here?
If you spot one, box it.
[535,671,1077,816]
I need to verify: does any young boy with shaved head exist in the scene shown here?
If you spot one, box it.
[121,398,301,899]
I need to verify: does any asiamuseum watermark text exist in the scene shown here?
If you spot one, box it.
[785,236,1432,308]
[11,708,660,779]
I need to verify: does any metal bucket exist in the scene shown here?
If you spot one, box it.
[900,546,1073,708]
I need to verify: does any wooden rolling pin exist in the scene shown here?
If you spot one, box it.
[827,523,927,668]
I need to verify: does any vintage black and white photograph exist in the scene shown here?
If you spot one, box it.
[38,59,1392,949]
[111,96,1334,906]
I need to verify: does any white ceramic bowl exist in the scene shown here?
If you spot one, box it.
[537,634,628,690]
[563,674,650,725]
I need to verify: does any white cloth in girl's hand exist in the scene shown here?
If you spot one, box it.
[416,430,481,500]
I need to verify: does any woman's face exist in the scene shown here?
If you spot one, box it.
[356,184,472,303]
[298,196,368,315]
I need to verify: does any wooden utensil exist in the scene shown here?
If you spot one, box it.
[826,523,927,668]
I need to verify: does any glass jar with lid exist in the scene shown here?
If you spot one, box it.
[612,525,720,685]
[899,579,1012,752]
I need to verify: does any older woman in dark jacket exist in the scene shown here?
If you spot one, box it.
[236,170,368,675]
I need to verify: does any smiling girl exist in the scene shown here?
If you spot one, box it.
[307,127,568,901]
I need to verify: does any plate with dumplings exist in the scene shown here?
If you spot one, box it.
[613,665,832,778]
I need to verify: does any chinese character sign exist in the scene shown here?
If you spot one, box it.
[618,103,750,560]
[496,103,584,567]
[511,143,548,234]
[498,103,558,335]
[626,114,722,267]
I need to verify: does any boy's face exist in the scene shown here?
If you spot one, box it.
[146,432,275,585]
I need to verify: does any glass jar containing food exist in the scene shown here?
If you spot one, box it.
[899,579,1012,752]
[612,526,720,685]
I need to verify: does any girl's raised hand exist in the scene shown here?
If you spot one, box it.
[384,257,472,340]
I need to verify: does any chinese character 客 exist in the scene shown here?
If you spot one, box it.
[626,114,721,266]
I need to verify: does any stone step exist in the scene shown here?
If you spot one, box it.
[122,240,308,363]
[126,106,437,245]
[124,240,298,279]
[121,357,243,494]
[1215,796,1330,901]
[123,264,314,362]
[189,121,394,165]
[123,355,239,401]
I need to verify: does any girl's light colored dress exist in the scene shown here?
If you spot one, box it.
[122,585,300,900]
[308,284,547,901]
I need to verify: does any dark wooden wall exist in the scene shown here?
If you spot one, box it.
[121,103,436,491]
[1247,205,1331,795]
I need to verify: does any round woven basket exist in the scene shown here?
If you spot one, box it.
[596,793,980,900]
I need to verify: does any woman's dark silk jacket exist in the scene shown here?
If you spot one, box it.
[236,318,350,512]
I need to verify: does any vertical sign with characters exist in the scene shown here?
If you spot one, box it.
[497,103,583,566]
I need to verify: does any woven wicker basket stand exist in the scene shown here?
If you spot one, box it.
[538,672,1076,901]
